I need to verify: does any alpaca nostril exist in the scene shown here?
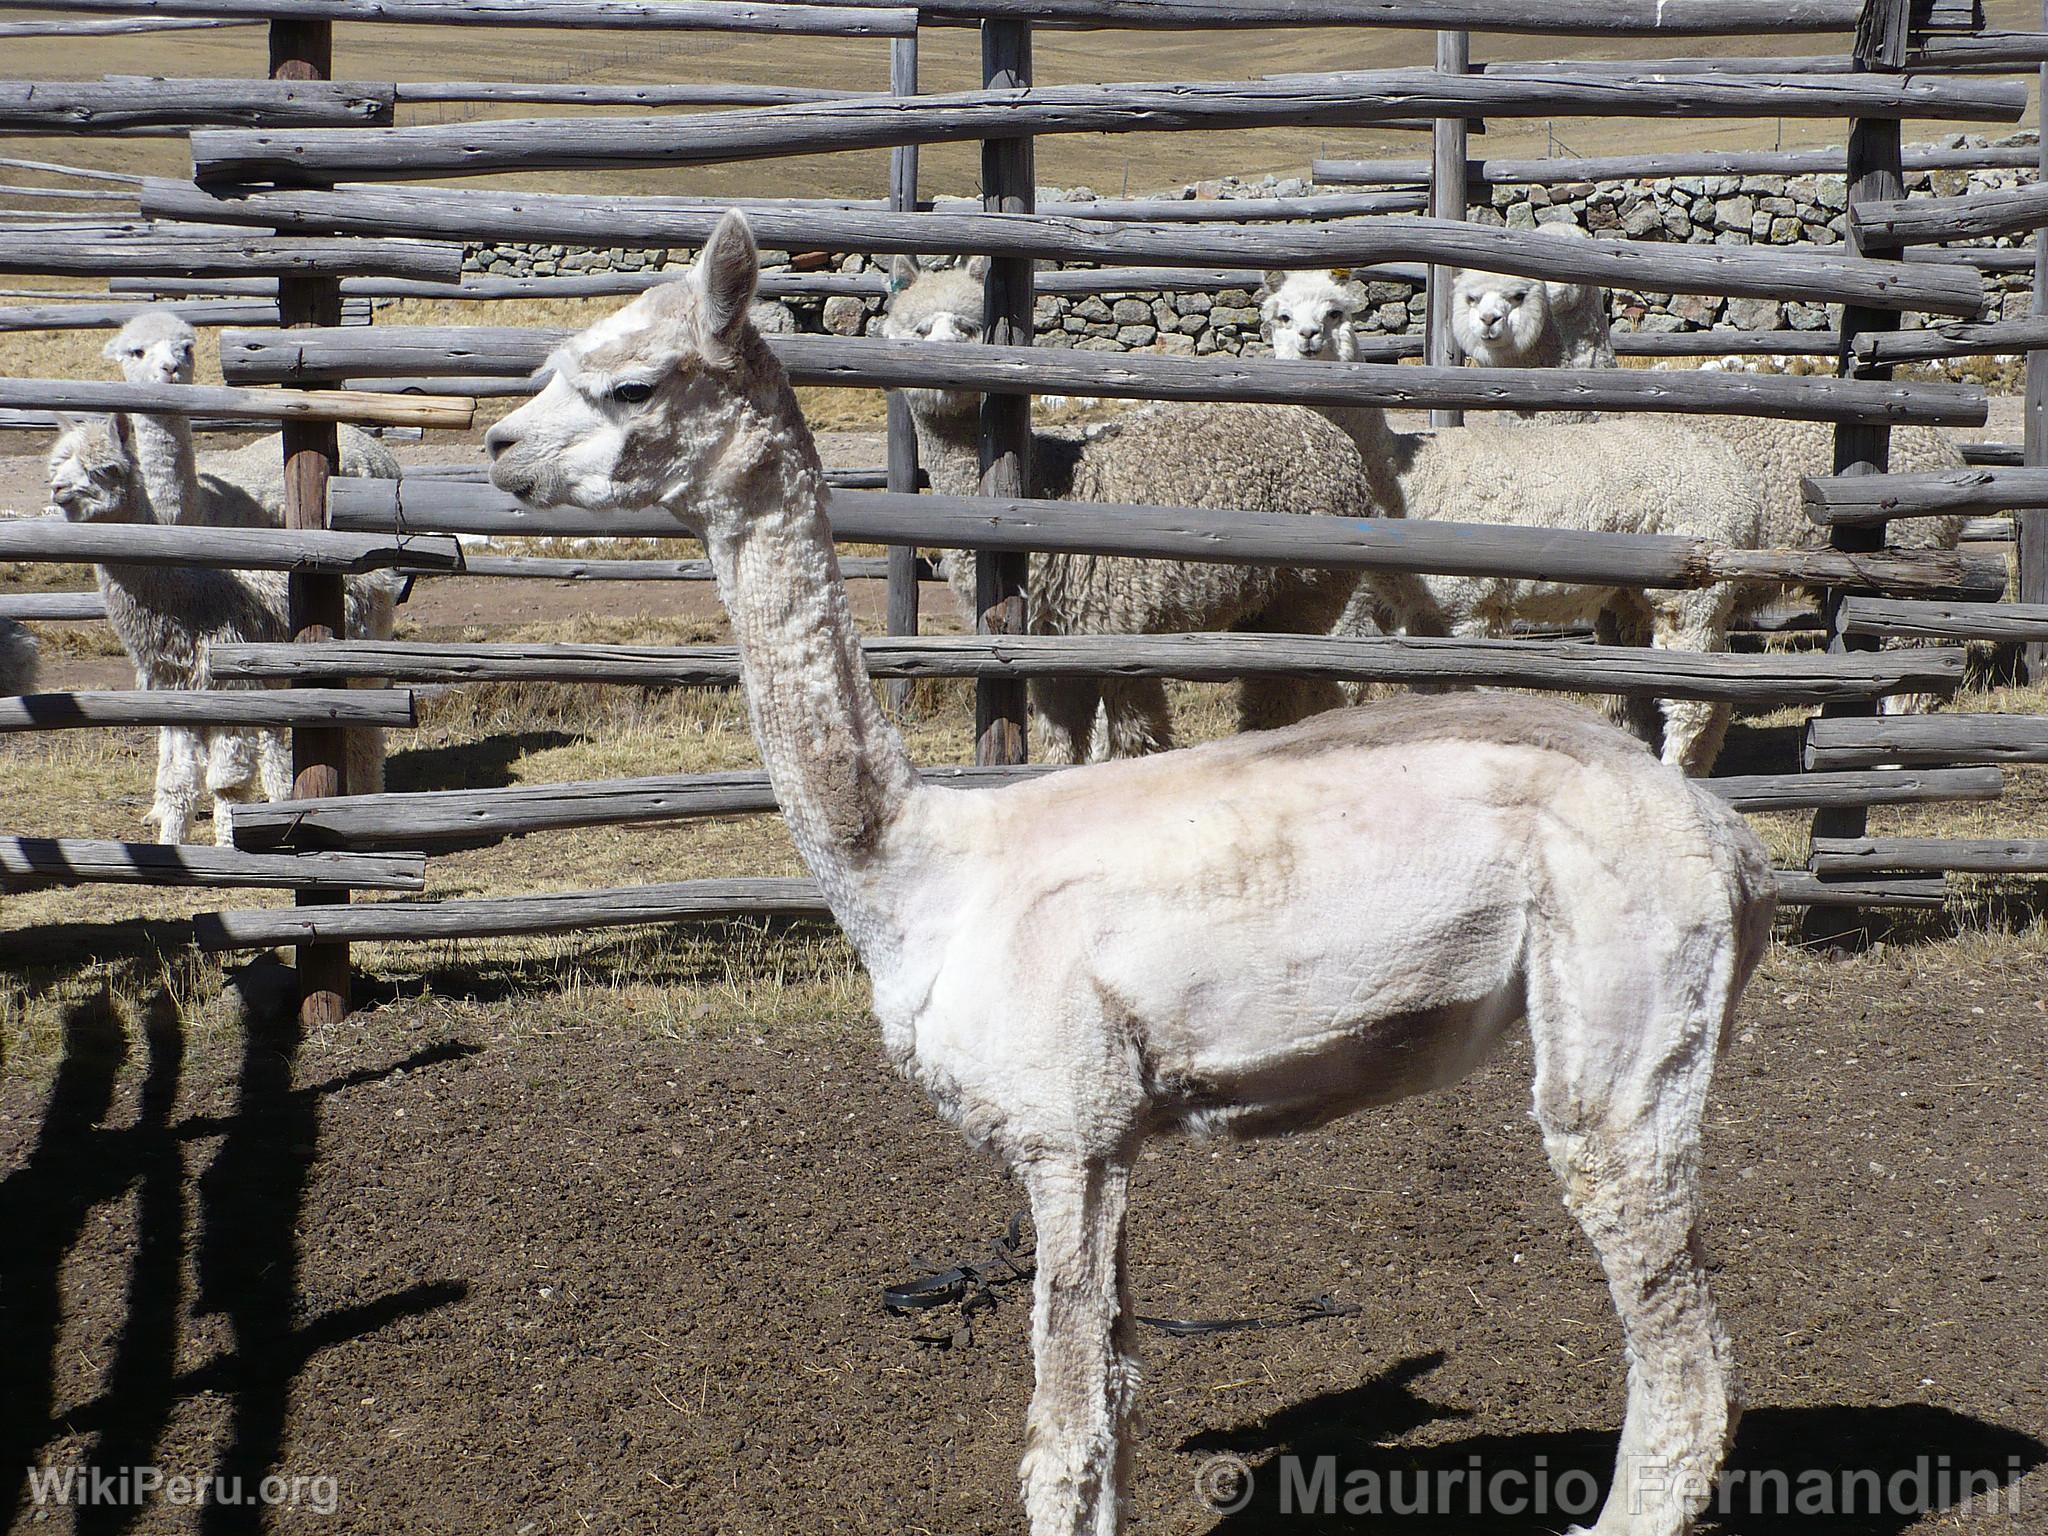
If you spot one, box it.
[485,426,512,462]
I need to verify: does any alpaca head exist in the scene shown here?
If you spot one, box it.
[486,210,787,533]
[1259,270,1366,362]
[46,414,139,524]
[105,307,197,386]
[879,254,988,426]
[1448,267,1553,365]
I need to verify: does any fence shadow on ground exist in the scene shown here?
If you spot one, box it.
[0,994,474,1533]
[1188,1352,2045,1536]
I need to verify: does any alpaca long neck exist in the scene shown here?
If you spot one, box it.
[1318,330,1417,515]
[903,395,987,499]
[124,410,201,526]
[697,385,924,969]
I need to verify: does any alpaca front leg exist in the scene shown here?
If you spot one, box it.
[1650,591,1735,776]
[206,731,265,847]
[257,729,294,801]
[1018,1156,1140,1536]
[147,726,204,845]
[1030,678,1101,767]
[1098,678,1172,760]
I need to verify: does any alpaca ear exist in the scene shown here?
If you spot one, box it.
[694,209,759,353]
[1261,270,1288,295]
[888,254,921,293]
[965,255,990,282]
[100,333,124,363]
[109,411,135,456]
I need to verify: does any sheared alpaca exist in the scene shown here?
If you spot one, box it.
[1261,270,1763,775]
[881,257,1369,762]
[46,414,395,845]
[485,211,1777,1536]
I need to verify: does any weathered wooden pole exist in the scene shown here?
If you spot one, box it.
[2021,0,2048,684]
[885,30,922,714]
[1805,0,1907,945]
[1427,28,1469,428]
[271,14,352,1022]
[975,17,1031,765]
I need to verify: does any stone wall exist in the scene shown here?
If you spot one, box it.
[454,132,2038,354]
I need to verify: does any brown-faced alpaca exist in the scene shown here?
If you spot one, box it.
[485,210,1777,1536]
[881,256,1369,763]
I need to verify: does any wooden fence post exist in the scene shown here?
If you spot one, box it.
[1427,28,1469,429]
[271,15,352,1023]
[2021,0,2048,685]
[975,17,1031,766]
[1805,0,1905,945]
[885,30,921,715]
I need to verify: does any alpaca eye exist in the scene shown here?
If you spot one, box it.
[612,382,654,404]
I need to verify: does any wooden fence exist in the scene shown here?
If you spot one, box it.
[6,0,2048,1023]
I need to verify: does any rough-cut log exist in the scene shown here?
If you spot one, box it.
[394,81,865,105]
[1961,515,2014,540]
[0,233,462,281]
[1053,190,1430,220]
[0,0,917,33]
[1851,181,2048,247]
[195,876,831,949]
[0,835,422,891]
[1810,836,2048,874]
[327,478,2009,599]
[1908,29,2048,67]
[0,183,133,202]
[1854,315,2048,366]
[0,591,105,620]
[682,0,1884,30]
[1805,713,2048,768]
[223,327,1988,424]
[0,298,369,331]
[141,180,1989,317]
[0,15,262,35]
[0,407,302,435]
[1961,441,2023,466]
[0,689,414,731]
[0,80,392,132]
[204,633,1964,704]
[1314,141,2038,185]
[444,554,898,581]
[1713,764,2002,811]
[0,378,470,429]
[1838,595,2048,640]
[1615,330,1842,357]
[1772,871,1948,908]
[189,71,2024,185]
[0,154,143,185]
[1803,464,2048,523]
[0,517,462,574]
[232,764,1051,851]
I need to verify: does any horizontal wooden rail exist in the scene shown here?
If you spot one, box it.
[1,407,323,435]
[226,328,1989,424]
[1616,330,1844,358]
[191,861,1941,949]
[0,233,463,281]
[1960,442,2022,466]
[0,592,106,621]
[188,71,2024,185]
[1852,315,2048,365]
[1805,713,2048,769]
[447,554,902,582]
[0,298,371,331]
[1315,140,2037,185]
[1838,595,2048,640]
[0,80,393,132]
[327,480,2010,600]
[0,15,263,35]
[0,518,463,573]
[1802,465,2048,524]
[205,633,1966,704]
[141,180,1990,316]
[393,81,866,106]
[1851,182,2048,246]
[0,379,471,429]
[1810,836,2048,875]
[0,0,919,33]
[229,763,2005,854]
[1961,516,2015,540]
[723,0,1914,31]
[0,689,415,732]
[0,835,422,891]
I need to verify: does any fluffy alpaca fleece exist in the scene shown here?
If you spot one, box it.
[0,618,38,696]
[1446,222,1615,424]
[482,211,1778,1536]
[882,257,1371,763]
[46,414,396,845]
[1262,270,1764,775]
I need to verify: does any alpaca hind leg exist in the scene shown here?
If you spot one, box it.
[1098,678,1173,760]
[1597,596,1666,750]
[1017,1155,1139,1536]
[1651,591,1734,776]
[1236,675,1342,734]
[147,726,205,845]
[257,730,294,801]
[1525,926,1745,1536]
[206,731,263,847]
[1030,678,1100,767]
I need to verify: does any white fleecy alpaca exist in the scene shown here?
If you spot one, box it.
[485,211,1777,1536]
[105,306,407,836]
[1262,270,1763,775]
[46,414,396,846]
[880,256,1370,763]
[1449,222,1616,423]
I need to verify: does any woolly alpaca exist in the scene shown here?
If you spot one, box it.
[46,414,395,845]
[0,618,39,696]
[1262,269,1763,775]
[485,210,1777,1536]
[1449,222,1616,423]
[106,305,406,834]
[881,256,1369,763]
